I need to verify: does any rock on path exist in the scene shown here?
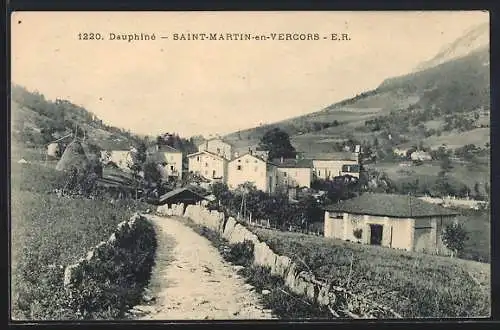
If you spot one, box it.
[131,215,275,320]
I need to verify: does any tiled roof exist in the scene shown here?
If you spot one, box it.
[269,158,313,168]
[324,193,460,218]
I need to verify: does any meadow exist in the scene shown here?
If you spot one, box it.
[250,228,490,318]
[11,146,150,319]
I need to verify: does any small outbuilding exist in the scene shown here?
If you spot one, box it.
[157,187,208,208]
[323,193,460,255]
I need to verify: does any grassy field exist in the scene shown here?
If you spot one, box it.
[369,160,490,196]
[11,145,150,320]
[250,228,490,318]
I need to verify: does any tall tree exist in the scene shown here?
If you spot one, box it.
[258,128,296,159]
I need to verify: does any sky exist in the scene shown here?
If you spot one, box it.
[11,11,489,138]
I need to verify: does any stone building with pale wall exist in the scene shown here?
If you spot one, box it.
[323,193,459,255]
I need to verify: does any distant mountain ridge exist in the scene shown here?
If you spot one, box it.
[224,23,490,155]
[414,22,489,72]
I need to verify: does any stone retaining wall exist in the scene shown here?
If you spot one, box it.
[158,202,404,318]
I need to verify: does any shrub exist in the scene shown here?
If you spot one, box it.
[225,240,254,267]
[441,223,469,258]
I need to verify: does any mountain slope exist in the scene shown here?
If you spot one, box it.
[11,84,144,151]
[224,35,490,155]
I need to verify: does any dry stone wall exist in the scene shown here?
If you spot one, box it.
[156,203,341,313]
[157,203,403,318]
[62,213,157,318]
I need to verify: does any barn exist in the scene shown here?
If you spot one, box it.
[323,193,460,255]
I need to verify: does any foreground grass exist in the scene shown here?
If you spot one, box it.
[11,158,150,320]
[250,228,490,318]
[174,216,334,319]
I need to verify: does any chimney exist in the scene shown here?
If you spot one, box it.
[280,156,284,163]
[295,154,299,160]
[249,148,253,155]
[234,151,239,158]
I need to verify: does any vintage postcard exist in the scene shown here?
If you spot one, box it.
[10,11,490,321]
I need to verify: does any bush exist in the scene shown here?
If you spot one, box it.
[224,241,254,267]
[441,223,469,258]
[66,217,157,319]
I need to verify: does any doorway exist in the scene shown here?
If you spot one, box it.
[369,224,383,246]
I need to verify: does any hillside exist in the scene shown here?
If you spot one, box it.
[224,32,490,156]
[11,84,144,152]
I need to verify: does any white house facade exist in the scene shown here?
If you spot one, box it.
[147,144,183,179]
[227,153,277,193]
[312,152,360,180]
[323,193,458,255]
[270,158,313,189]
[102,149,134,171]
[198,138,233,160]
[187,150,228,183]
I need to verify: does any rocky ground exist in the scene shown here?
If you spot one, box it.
[127,215,275,320]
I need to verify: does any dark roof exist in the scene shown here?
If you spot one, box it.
[305,152,358,161]
[269,158,313,168]
[324,193,460,218]
[158,187,207,203]
[152,144,180,153]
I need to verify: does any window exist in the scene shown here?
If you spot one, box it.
[245,159,249,163]
[254,160,258,163]
[237,165,242,170]
[204,170,208,175]
[205,163,209,167]
[284,172,287,177]
[295,171,298,177]
[197,156,200,162]
[217,148,221,154]
[170,166,174,171]
[170,155,174,161]
[254,166,258,172]
[342,164,360,173]
[329,213,343,219]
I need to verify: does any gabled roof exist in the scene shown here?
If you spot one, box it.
[229,152,268,164]
[324,193,460,218]
[269,158,313,168]
[187,150,226,161]
[158,187,208,203]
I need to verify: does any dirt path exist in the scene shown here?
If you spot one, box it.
[129,215,275,320]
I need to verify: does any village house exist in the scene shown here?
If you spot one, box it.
[101,148,135,171]
[310,152,360,180]
[270,157,313,189]
[187,150,228,183]
[393,147,409,158]
[147,144,183,180]
[323,193,459,255]
[198,137,233,160]
[410,150,432,161]
[227,152,278,193]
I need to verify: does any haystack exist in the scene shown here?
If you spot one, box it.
[56,140,90,172]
